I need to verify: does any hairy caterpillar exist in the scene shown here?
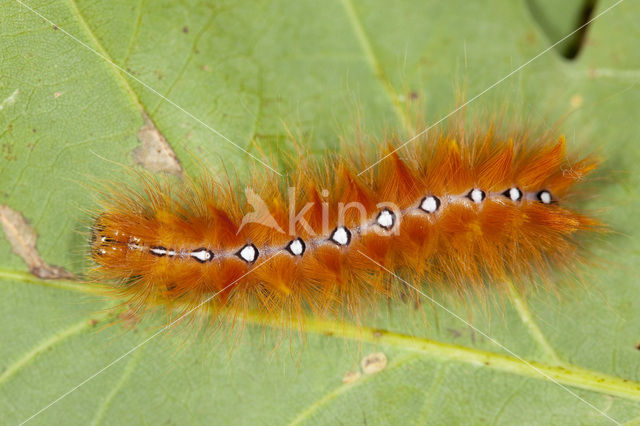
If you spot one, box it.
[89,126,600,327]
[4,0,639,424]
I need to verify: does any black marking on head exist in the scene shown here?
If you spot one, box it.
[149,246,167,257]
[90,218,106,244]
[467,189,485,204]
[376,208,395,230]
[329,226,351,246]
[285,238,306,256]
[91,220,105,233]
[419,196,440,214]
[502,187,523,202]
[190,247,214,263]
[537,190,553,204]
[236,243,259,264]
[92,222,105,232]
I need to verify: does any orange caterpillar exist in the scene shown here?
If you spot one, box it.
[89,127,600,324]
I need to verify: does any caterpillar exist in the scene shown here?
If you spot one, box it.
[89,126,600,326]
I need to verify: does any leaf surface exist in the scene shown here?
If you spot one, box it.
[1,0,639,424]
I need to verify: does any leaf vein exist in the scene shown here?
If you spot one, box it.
[149,12,217,116]
[508,280,562,365]
[0,318,93,386]
[339,0,415,135]
[89,347,144,426]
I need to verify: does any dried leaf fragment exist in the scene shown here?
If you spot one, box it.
[134,113,183,175]
[0,205,73,279]
[342,370,361,384]
[361,352,388,375]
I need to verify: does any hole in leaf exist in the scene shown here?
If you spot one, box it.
[526,0,597,60]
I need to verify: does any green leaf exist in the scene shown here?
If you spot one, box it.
[1,0,639,424]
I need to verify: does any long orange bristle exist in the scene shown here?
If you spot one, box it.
[89,126,602,327]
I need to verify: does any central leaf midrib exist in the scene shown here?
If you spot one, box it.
[66,0,149,119]
[4,267,640,404]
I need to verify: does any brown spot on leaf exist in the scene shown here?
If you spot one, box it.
[133,113,183,175]
[361,352,387,375]
[2,143,16,161]
[342,370,361,384]
[447,328,462,338]
[0,205,74,279]
[54,92,63,99]
[182,26,189,34]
